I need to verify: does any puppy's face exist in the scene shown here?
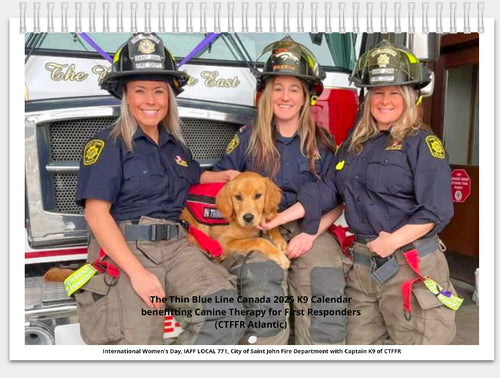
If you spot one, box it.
[216,172,282,229]
[229,176,267,228]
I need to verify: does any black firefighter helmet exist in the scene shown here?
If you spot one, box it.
[100,33,188,99]
[255,36,326,105]
[349,40,432,89]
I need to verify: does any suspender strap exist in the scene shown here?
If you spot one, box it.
[180,221,223,259]
[401,247,463,319]
[329,224,354,258]
[93,248,120,281]
[401,248,423,315]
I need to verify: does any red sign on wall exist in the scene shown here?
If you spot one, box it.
[451,169,471,203]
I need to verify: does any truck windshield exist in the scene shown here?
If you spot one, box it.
[25,32,357,72]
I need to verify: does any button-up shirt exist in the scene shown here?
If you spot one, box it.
[298,129,454,237]
[77,126,201,221]
[212,126,336,234]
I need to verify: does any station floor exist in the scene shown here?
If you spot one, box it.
[450,284,479,345]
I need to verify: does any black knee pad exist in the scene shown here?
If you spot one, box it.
[310,267,347,343]
[194,289,246,345]
[232,260,286,338]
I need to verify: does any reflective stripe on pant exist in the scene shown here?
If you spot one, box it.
[345,241,457,345]
[283,222,352,345]
[222,252,290,345]
[75,216,245,345]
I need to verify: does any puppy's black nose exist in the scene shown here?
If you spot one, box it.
[243,213,254,224]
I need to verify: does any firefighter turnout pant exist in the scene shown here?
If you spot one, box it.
[282,221,352,345]
[345,238,457,345]
[74,216,246,345]
[222,251,290,345]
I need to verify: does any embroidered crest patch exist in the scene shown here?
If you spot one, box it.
[225,134,240,155]
[425,135,445,159]
[385,141,403,150]
[83,139,105,166]
[306,150,322,160]
[175,155,188,167]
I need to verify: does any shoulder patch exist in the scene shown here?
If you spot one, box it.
[425,135,445,159]
[83,139,105,166]
[225,134,240,155]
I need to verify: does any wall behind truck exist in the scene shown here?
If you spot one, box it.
[425,33,480,259]
[421,33,480,287]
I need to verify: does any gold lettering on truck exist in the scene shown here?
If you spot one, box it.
[45,62,89,82]
[92,65,110,83]
[201,71,240,88]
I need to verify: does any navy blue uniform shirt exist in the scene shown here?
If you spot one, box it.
[213,126,336,234]
[298,129,454,237]
[77,126,201,221]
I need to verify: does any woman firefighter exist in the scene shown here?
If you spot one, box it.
[261,40,459,345]
[75,33,245,345]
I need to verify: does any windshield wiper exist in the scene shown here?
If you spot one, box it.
[25,32,47,64]
[223,33,258,76]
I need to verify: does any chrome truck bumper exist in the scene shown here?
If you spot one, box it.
[25,276,79,345]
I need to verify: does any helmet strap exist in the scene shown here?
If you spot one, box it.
[310,94,318,106]
[416,90,423,106]
[359,88,365,108]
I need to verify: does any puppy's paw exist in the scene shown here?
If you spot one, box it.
[277,252,290,270]
[275,238,288,254]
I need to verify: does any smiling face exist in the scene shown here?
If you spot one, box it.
[271,76,306,127]
[125,80,169,131]
[369,85,405,130]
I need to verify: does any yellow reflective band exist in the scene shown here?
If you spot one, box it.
[305,55,315,69]
[64,264,98,297]
[113,48,122,64]
[423,277,464,311]
[405,51,418,64]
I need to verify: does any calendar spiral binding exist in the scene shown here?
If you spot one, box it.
[19,1,485,34]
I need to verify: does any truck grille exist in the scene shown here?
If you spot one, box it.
[46,117,241,215]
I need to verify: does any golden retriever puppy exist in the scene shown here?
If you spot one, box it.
[180,171,289,269]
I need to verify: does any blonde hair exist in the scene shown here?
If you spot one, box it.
[349,86,427,153]
[110,84,185,150]
[247,77,334,178]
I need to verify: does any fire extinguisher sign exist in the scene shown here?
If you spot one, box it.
[451,169,471,203]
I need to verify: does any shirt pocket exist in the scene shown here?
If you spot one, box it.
[365,152,413,195]
[299,159,322,184]
[122,157,149,196]
[123,156,166,198]
[168,162,195,199]
[334,159,349,196]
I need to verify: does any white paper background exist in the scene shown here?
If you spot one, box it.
[2,0,499,375]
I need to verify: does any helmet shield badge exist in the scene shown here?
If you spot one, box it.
[101,33,188,99]
[255,36,325,105]
[349,40,432,90]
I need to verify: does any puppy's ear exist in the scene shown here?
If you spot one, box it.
[216,181,234,218]
[264,178,282,221]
